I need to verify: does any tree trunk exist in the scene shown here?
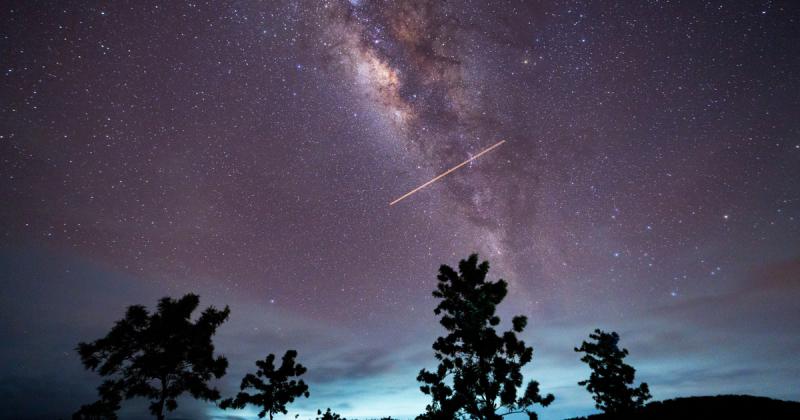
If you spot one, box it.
[156,397,166,420]
[156,377,168,420]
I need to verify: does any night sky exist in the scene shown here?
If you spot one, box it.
[2,1,799,419]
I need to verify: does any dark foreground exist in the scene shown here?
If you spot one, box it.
[569,395,800,420]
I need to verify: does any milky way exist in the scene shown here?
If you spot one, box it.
[1,1,799,419]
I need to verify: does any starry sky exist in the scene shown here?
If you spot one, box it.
[1,1,799,419]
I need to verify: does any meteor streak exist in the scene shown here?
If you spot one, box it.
[389,140,506,206]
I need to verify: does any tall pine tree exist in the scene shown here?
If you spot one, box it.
[575,329,651,414]
[417,254,554,420]
[75,294,229,420]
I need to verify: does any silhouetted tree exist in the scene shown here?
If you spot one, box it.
[73,382,121,420]
[417,254,554,420]
[76,294,230,420]
[220,350,310,419]
[575,329,651,414]
[317,408,346,420]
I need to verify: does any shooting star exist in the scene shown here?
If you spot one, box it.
[390,140,506,206]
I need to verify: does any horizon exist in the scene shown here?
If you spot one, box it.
[2,1,799,419]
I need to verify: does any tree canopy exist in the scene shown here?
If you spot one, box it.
[75,294,229,420]
[220,350,310,419]
[417,254,554,420]
[317,408,347,420]
[575,329,651,414]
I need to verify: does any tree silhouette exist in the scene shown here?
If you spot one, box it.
[220,350,310,419]
[75,294,229,420]
[417,254,554,420]
[317,408,346,420]
[72,382,121,420]
[575,329,651,414]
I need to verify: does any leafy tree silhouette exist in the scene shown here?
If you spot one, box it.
[72,383,121,420]
[220,350,310,419]
[575,329,651,414]
[317,408,346,420]
[417,254,554,420]
[74,294,229,420]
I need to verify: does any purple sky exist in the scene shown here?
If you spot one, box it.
[1,1,799,419]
